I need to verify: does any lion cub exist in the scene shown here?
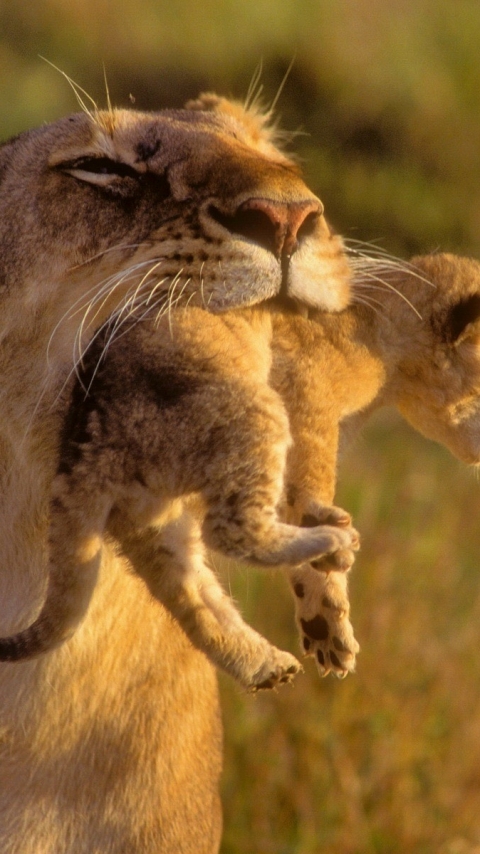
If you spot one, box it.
[0,305,358,689]
[274,252,480,679]
[6,253,476,688]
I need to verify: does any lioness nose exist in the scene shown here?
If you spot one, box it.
[237,197,323,258]
[210,197,323,259]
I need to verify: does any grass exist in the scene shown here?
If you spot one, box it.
[219,410,480,853]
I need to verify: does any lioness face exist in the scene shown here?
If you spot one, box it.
[0,96,350,363]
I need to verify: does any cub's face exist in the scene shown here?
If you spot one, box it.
[394,254,480,466]
[0,94,350,358]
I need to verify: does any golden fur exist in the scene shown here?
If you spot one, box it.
[275,253,480,676]
[2,84,479,854]
[0,94,352,853]
[0,304,359,688]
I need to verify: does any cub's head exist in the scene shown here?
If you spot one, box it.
[0,93,350,364]
[388,253,480,465]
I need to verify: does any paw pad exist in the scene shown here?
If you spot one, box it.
[289,565,359,678]
[249,650,302,692]
[300,615,329,641]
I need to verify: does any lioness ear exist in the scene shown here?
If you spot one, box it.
[185,92,225,113]
[444,294,480,345]
[185,92,276,147]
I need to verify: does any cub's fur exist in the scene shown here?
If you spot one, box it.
[2,252,479,697]
[0,93,352,854]
[0,306,358,688]
[276,253,480,677]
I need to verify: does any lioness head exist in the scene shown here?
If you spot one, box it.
[0,94,350,373]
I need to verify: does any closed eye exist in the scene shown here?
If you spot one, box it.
[53,154,171,201]
[56,156,140,185]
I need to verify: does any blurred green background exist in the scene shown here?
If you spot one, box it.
[2,1,480,852]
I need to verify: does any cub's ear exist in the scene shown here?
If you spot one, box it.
[444,294,480,345]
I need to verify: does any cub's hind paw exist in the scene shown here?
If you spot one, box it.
[302,609,359,679]
[248,648,302,692]
[290,565,359,679]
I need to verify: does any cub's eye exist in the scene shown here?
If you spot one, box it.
[56,156,140,187]
[444,294,480,344]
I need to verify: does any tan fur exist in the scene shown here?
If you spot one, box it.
[273,253,480,676]
[0,95,352,853]
[0,305,359,688]
[3,249,479,700]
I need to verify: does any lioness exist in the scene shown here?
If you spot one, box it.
[0,94,352,853]
[2,84,478,854]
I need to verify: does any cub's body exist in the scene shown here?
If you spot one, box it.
[275,253,480,675]
[0,306,357,688]
[5,253,480,690]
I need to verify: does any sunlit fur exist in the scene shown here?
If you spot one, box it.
[0,305,360,688]
[3,242,479,709]
[275,253,480,677]
[0,92,352,854]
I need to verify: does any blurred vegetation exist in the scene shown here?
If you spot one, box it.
[2,1,480,851]
[2,0,480,258]
[220,413,480,853]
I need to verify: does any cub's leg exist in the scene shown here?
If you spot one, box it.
[109,510,301,691]
[285,497,360,678]
[272,314,361,675]
[200,385,358,568]
[288,563,359,678]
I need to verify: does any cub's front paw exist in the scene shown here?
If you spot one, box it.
[290,565,359,678]
[300,501,359,572]
[300,501,352,530]
[248,648,302,692]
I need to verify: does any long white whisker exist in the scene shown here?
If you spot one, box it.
[67,242,148,272]
[40,57,99,124]
[47,257,162,366]
[352,293,386,317]
[166,275,184,335]
[75,258,167,353]
[166,281,192,335]
[74,268,142,368]
[105,262,167,333]
[104,277,168,350]
[145,268,169,305]
[347,245,435,288]
[72,273,164,393]
[245,60,264,112]
[355,269,423,319]
[184,289,198,310]
[269,56,296,114]
[200,273,206,309]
